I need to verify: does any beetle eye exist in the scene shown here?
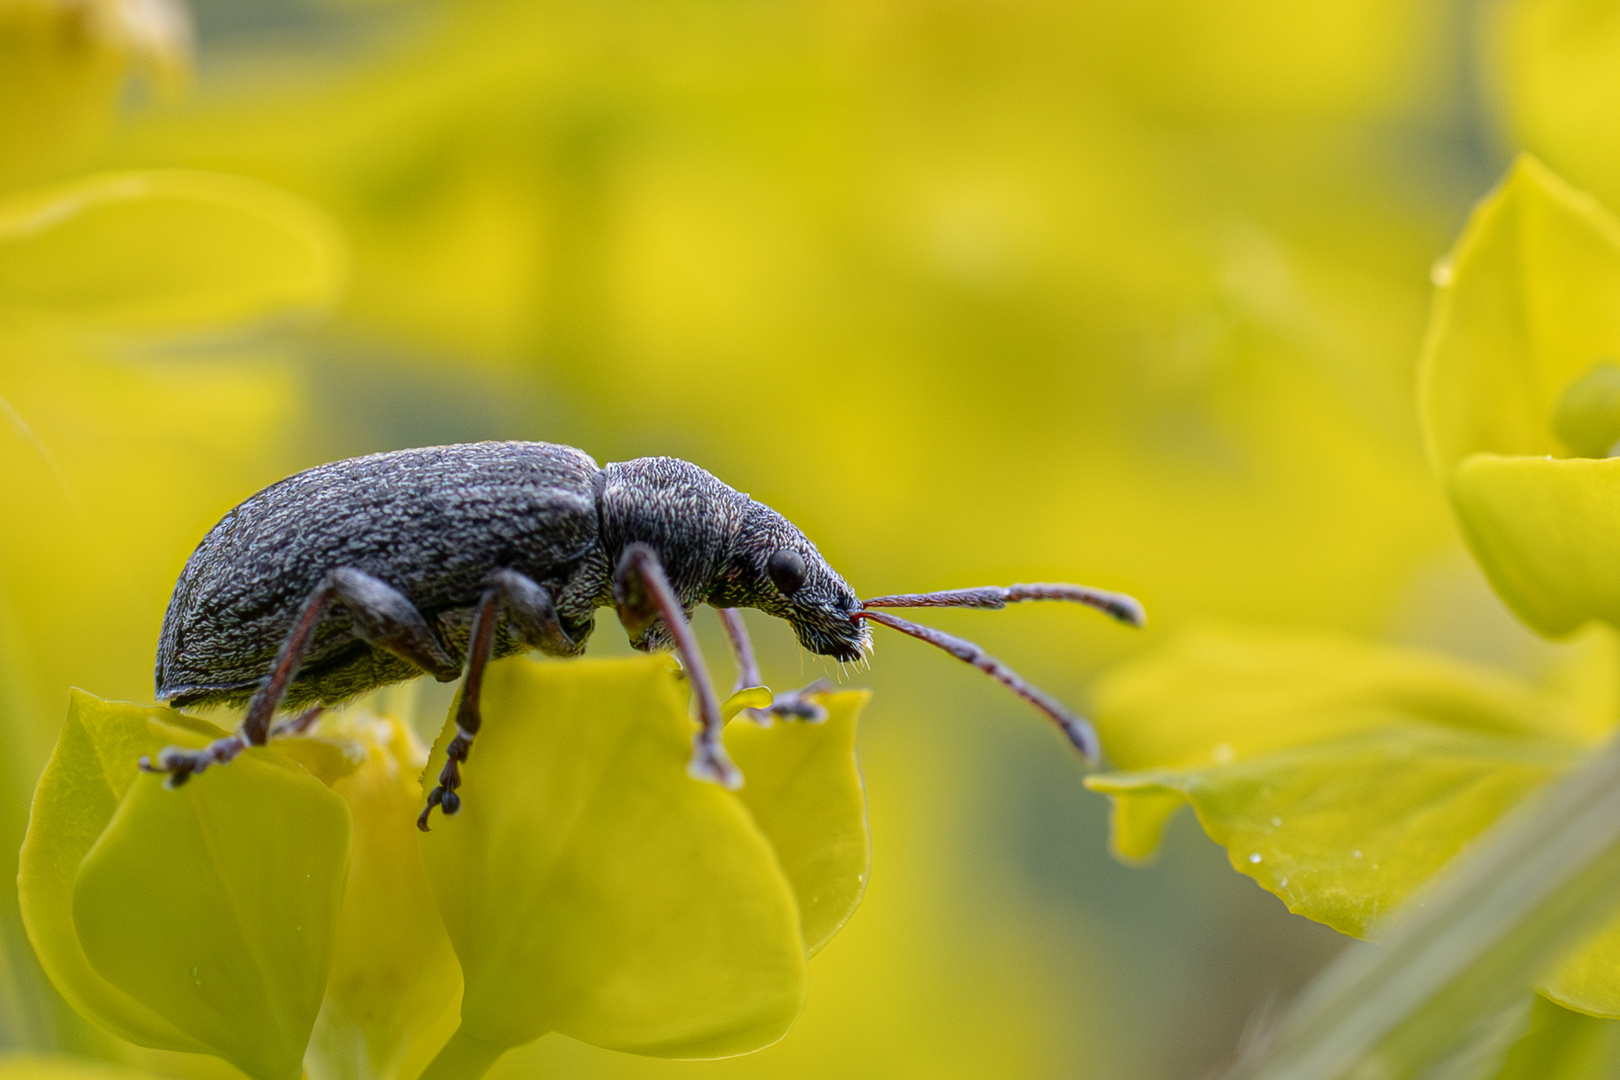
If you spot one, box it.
[767,550,807,595]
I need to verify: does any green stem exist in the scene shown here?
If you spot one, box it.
[417,1028,512,1080]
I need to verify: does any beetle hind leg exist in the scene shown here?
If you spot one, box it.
[145,568,457,787]
[141,704,326,787]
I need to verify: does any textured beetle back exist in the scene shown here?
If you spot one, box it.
[156,441,606,707]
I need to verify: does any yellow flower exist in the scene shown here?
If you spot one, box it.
[23,659,870,1080]
[1420,155,1620,637]
[0,0,189,192]
[19,694,352,1080]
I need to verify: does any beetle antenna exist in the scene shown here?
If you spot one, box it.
[860,583,1145,628]
[852,608,1101,763]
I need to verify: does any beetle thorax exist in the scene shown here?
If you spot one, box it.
[597,457,752,610]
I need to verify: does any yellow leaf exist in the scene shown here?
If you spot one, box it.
[0,170,344,333]
[1451,454,1620,635]
[73,760,349,1080]
[19,693,228,1053]
[0,1055,178,1079]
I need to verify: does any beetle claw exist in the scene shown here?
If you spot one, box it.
[687,740,743,790]
[745,678,834,724]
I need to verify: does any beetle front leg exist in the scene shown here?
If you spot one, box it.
[716,608,830,724]
[616,544,742,790]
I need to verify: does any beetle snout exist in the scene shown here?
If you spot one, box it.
[793,605,871,663]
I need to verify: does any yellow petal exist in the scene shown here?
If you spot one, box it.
[21,692,351,1079]
[1451,454,1620,636]
[19,692,226,1053]
[417,656,806,1075]
[721,686,773,723]
[1421,155,1620,473]
[72,755,349,1080]
[726,690,870,955]
[1419,156,1620,635]
[306,713,460,1080]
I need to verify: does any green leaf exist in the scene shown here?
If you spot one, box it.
[417,655,809,1076]
[726,690,871,956]
[1420,155,1620,636]
[1092,727,1576,936]
[20,692,351,1080]
[0,170,344,333]
[1086,626,1620,1016]
[1217,731,1620,1080]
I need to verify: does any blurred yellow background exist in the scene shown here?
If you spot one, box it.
[0,0,1579,1075]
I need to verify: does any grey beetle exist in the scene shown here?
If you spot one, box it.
[143,441,1144,829]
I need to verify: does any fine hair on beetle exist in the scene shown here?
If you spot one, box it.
[139,442,1144,829]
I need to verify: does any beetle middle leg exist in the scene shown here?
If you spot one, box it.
[143,569,459,786]
[615,544,742,789]
[418,569,581,831]
[717,607,830,724]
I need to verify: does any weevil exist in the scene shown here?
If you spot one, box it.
[143,441,1144,829]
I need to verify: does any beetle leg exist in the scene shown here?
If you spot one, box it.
[270,704,325,738]
[417,570,584,829]
[716,608,830,724]
[142,579,340,785]
[145,569,456,787]
[718,607,763,693]
[758,678,834,723]
[419,584,501,830]
[152,704,324,780]
[615,545,741,790]
[329,568,462,682]
[487,568,583,657]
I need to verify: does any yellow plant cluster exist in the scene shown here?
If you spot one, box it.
[1090,157,1620,1031]
[20,661,868,1080]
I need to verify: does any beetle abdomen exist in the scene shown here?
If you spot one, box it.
[156,441,604,708]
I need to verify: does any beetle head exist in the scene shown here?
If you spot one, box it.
[712,502,869,663]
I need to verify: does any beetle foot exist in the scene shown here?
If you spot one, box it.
[687,736,743,790]
[139,736,247,788]
[417,730,473,831]
[743,678,833,725]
